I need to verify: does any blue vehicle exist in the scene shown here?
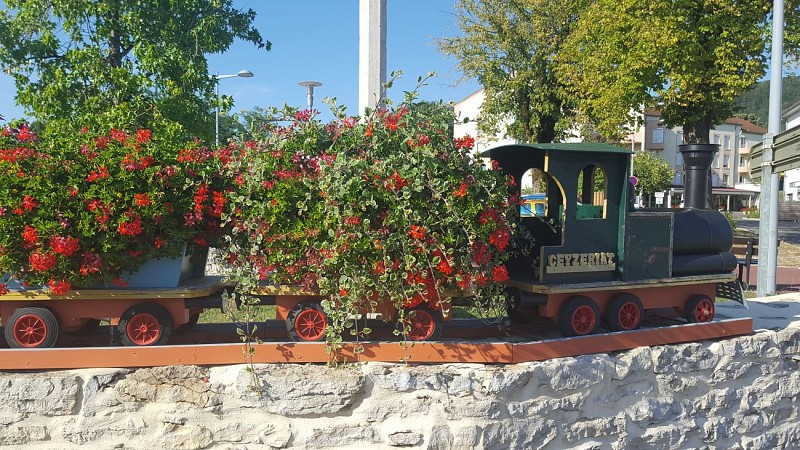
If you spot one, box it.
[520,193,546,216]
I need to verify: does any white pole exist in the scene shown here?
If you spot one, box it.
[757,0,783,296]
[358,0,387,115]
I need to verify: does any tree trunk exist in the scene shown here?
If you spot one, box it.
[683,117,713,144]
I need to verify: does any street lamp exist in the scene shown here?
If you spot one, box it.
[215,69,254,147]
[298,80,322,110]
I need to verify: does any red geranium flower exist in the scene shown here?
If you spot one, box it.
[22,225,38,245]
[29,250,57,272]
[491,265,510,282]
[134,193,152,207]
[408,225,426,240]
[49,279,71,295]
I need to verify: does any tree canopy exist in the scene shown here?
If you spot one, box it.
[439,0,587,144]
[557,0,773,144]
[0,0,269,140]
[633,151,675,199]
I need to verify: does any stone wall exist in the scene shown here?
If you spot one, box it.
[1,324,800,449]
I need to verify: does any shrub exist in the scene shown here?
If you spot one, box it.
[219,83,520,348]
[0,123,226,294]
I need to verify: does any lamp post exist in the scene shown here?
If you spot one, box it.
[215,69,254,148]
[298,80,322,110]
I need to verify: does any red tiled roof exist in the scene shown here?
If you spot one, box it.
[644,108,767,134]
[724,117,768,134]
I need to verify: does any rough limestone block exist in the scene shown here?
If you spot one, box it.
[155,422,214,450]
[563,417,618,444]
[114,366,220,409]
[235,365,365,416]
[652,342,719,374]
[538,354,613,392]
[482,418,558,449]
[61,415,147,445]
[0,424,48,446]
[387,430,423,446]
[453,425,481,449]
[479,364,535,397]
[304,424,379,448]
[359,393,434,422]
[0,373,79,416]
[444,398,501,420]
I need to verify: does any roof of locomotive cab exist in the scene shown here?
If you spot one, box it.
[479,142,632,159]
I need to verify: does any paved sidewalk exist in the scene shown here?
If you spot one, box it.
[716,292,800,331]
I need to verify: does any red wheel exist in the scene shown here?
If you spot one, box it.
[4,307,60,348]
[287,302,329,342]
[118,303,173,346]
[558,296,600,337]
[606,294,643,331]
[684,295,714,323]
[397,305,444,341]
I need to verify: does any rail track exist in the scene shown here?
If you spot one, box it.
[0,317,752,370]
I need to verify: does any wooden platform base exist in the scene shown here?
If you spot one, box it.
[0,318,752,370]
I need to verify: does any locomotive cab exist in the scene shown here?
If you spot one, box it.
[483,143,630,284]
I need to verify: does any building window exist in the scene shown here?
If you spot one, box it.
[677,131,684,144]
[738,174,745,184]
[723,155,729,168]
[723,174,729,185]
[652,127,664,144]
[713,134,721,145]
[675,153,683,167]
[713,154,719,168]
[675,171,683,185]
[740,136,747,148]
[739,156,745,167]
[723,135,731,149]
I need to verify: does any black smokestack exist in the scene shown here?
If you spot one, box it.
[679,143,719,209]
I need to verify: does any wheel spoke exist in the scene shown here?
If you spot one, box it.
[14,315,48,347]
[127,314,161,345]
[294,309,327,341]
[572,305,595,334]
[406,310,435,340]
[619,302,641,329]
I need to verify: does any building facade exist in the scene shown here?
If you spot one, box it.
[632,110,766,210]
[782,100,800,201]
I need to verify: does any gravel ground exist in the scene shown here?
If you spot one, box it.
[778,241,800,268]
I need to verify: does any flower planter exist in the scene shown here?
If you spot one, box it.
[2,245,208,291]
[118,244,209,288]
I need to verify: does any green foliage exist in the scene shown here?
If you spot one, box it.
[632,151,674,197]
[439,0,586,143]
[0,0,268,140]
[558,0,772,144]
[734,76,800,126]
[743,208,760,219]
[219,77,518,354]
[0,123,227,294]
[723,211,737,231]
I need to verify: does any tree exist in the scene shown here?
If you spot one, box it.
[734,75,800,125]
[557,0,772,144]
[632,151,674,202]
[439,0,587,143]
[0,0,269,140]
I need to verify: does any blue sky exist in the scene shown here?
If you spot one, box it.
[0,1,480,122]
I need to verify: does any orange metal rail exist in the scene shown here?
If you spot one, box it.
[0,318,752,370]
